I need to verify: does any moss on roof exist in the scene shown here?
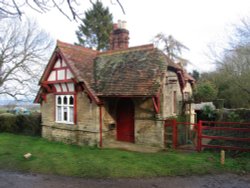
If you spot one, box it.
[94,48,167,96]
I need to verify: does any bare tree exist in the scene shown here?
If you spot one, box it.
[203,18,250,108]
[153,33,189,65]
[0,0,125,21]
[0,18,53,100]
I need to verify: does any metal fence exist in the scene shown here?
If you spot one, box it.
[164,119,250,152]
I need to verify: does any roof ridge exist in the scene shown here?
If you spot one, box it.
[98,44,155,56]
[57,40,97,54]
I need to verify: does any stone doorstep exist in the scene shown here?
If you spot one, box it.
[103,141,162,153]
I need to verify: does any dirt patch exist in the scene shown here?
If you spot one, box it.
[0,170,249,188]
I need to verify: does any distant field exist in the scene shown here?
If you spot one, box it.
[0,108,8,114]
[0,104,40,114]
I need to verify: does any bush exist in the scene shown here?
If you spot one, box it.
[200,105,216,121]
[205,109,250,153]
[0,113,18,133]
[0,113,41,136]
[215,108,250,122]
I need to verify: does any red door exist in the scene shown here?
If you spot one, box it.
[117,98,135,142]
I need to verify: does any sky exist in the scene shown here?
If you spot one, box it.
[26,0,250,72]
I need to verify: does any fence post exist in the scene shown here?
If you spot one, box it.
[163,120,167,148]
[197,120,202,152]
[172,119,177,149]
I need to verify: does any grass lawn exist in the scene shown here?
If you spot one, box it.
[0,133,249,178]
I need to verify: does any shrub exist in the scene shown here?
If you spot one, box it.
[215,108,250,122]
[200,105,216,121]
[0,113,41,136]
[0,113,18,133]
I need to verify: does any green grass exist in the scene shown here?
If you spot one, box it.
[0,133,249,178]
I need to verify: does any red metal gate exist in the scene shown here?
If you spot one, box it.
[164,120,250,152]
[197,121,250,152]
[164,119,198,151]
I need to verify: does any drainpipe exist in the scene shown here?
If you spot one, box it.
[99,105,103,148]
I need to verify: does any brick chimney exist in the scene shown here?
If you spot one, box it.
[109,20,129,50]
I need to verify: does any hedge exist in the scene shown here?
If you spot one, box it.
[0,113,41,136]
[215,108,250,122]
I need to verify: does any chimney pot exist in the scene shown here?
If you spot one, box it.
[121,21,127,29]
[109,20,129,50]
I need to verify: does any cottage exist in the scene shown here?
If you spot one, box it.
[35,22,195,150]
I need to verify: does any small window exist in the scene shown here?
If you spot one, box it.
[63,96,67,105]
[56,95,74,124]
[57,96,62,104]
[69,96,74,105]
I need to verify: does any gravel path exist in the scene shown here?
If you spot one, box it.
[0,170,249,188]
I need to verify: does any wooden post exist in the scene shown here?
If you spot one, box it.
[197,120,202,152]
[99,106,103,148]
[164,121,167,148]
[172,119,177,149]
[220,150,225,165]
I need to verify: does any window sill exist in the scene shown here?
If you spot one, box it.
[55,121,74,125]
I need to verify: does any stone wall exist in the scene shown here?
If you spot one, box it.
[42,125,99,146]
[134,98,164,148]
[41,93,54,126]
[102,100,117,143]
[162,70,183,118]
[77,92,99,132]
[41,92,100,146]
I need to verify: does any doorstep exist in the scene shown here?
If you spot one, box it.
[103,140,162,153]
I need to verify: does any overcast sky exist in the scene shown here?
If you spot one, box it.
[27,0,250,72]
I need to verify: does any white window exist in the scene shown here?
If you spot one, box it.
[56,95,74,124]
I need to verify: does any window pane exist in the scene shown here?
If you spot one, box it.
[63,107,68,121]
[69,107,74,123]
[69,96,74,105]
[57,96,61,104]
[57,107,62,121]
[63,96,67,105]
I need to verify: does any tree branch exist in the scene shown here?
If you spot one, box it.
[115,0,125,14]
[0,0,126,20]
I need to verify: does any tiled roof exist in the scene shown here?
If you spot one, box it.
[56,42,170,96]
[94,46,168,96]
[57,40,97,84]
[37,41,194,103]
